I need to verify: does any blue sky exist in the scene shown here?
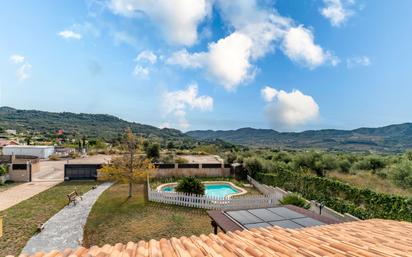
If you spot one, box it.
[1,0,411,132]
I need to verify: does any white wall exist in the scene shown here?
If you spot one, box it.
[3,146,55,159]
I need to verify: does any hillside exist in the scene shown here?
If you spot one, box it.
[186,125,412,153]
[0,107,184,141]
[2,106,412,152]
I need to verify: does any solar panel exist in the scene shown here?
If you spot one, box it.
[225,206,325,230]
[267,207,306,219]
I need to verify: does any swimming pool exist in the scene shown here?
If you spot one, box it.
[159,182,247,198]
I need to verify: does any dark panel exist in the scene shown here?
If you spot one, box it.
[177,163,199,169]
[12,163,27,170]
[202,163,222,168]
[64,164,101,180]
[155,163,175,169]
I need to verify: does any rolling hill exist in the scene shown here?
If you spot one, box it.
[0,107,184,141]
[2,106,412,152]
[186,125,412,153]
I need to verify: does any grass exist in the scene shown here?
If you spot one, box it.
[327,171,412,197]
[0,181,100,256]
[0,181,22,192]
[83,183,215,247]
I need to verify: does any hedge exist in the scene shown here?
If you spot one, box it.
[256,171,412,222]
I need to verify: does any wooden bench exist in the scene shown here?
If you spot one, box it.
[67,191,82,205]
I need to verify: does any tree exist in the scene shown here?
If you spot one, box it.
[99,128,155,199]
[146,143,160,161]
[175,177,205,195]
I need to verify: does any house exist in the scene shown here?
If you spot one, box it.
[3,145,55,159]
[12,219,412,257]
[5,129,16,135]
[0,139,19,148]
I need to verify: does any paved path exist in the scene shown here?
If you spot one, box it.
[22,182,113,255]
[0,181,61,211]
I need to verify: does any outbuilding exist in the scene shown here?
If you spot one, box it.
[3,145,55,159]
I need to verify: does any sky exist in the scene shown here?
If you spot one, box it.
[0,0,411,132]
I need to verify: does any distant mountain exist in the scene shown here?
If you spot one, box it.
[186,125,412,153]
[0,107,184,141]
[2,106,412,152]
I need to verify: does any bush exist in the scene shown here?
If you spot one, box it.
[225,152,237,164]
[338,159,352,173]
[391,161,412,188]
[0,164,8,176]
[256,169,412,221]
[279,193,310,209]
[146,143,160,161]
[175,157,188,164]
[49,154,61,161]
[354,156,386,172]
[175,177,205,195]
[244,157,263,177]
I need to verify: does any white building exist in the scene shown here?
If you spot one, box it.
[3,145,55,159]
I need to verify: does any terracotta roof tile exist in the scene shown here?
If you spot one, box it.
[14,219,412,257]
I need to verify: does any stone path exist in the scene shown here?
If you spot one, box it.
[0,181,61,211]
[22,182,113,255]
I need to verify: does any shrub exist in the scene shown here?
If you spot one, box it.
[49,154,61,161]
[146,143,160,161]
[225,152,237,164]
[0,164,8,176]
[279,193,310,209]
[175,177,205,195]
[391,161,412,188]
[256,169,412,221]
[244,157,263,177]
[338,159,352,173]
[175,157,188,164]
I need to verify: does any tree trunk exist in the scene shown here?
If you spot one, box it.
[143,180,149,202]
[128,182,132,198]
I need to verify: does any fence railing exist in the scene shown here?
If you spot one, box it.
[147,182,281,210]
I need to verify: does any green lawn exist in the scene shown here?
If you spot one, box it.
[0,181,100,257]
[83,183,215,247]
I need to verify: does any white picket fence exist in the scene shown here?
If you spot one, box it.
[148,184,281,210]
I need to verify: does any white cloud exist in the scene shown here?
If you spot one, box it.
[346,56,371,68]
[133,65,150,78]
[9,54,25,64]
[282,26,338,68]
[162,84,213,129]
[206,32,254,90]
[136,51,157,64]
[108,0,211,46]
[10,54,32,81]
[321,0,355,27]
[166,49,205,68]
[166,32,255,91]
[16,63,32,81]
[166,0,337,90]
[261,86,278,102]
[262,86,319,129]
[58,30,82,40]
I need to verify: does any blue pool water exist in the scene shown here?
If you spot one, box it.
[162,183,239,198]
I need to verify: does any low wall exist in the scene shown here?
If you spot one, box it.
[155,163,231,178]
[9,164,30,182]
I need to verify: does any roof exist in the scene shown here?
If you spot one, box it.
[0,139,19,147]
[12,219,412,257]
[3,145,54,149]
